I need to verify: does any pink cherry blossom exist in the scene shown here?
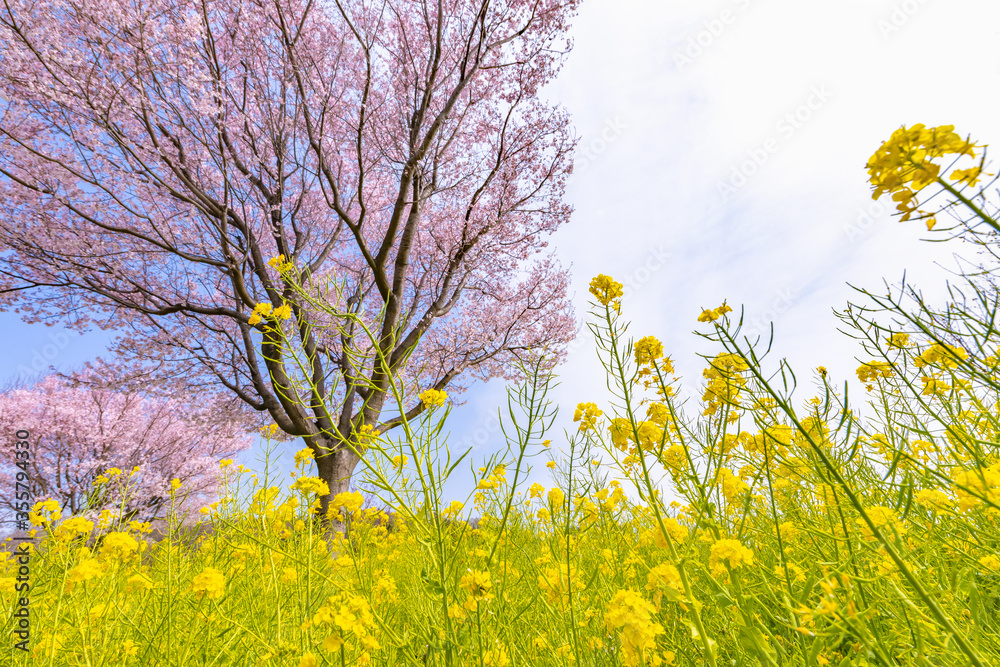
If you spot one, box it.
[0,373,253,524]
[0,0,580,507]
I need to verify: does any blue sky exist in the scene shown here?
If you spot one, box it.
[3,0,1000,505]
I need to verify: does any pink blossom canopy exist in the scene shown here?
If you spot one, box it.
[0,0,580,495]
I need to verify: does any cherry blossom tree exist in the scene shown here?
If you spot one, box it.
[0,0,580,510]
[0,374,254,526]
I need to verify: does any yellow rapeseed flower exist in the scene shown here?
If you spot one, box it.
[482,646,510,667]
[67,558,104,588]
[718,468,749,502]
[857,506,906,541]
[291,476,330,497]
[914,488,953,513]
[322,635,344,652]
[979,555,1000,572]
[915,343,968,369]
[418,388,449,408]
[856,360,893,385]
[645,562,682,605]
[460,569,493,601]
[867,124,978,221]
[589,274,624,306]
[634,335,664,366]
[55,516,94,541]
[29,499,62,526]
[920,374,949,396]
[330,491,364,519]
[605,589,665,667]
[951,165,987,188]
[442,500,464,519]
[702,353,750,416]
[697,300,732,323]
[268,254,295,274]
[708,539,753,577]
[573,402,603,432]
[191,567,226,600]
[886,332,910,348]
[125,573,155,593]
[99,532,140,561]
[248,302,274,326]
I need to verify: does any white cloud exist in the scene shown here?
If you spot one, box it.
[529,0,1000,422]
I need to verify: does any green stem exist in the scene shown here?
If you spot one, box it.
[598,301,720,667]
[726,328,988,667]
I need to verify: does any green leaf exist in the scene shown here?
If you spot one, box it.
[738,624,777,665]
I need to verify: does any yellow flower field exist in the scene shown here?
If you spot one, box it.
[2,128,999,667]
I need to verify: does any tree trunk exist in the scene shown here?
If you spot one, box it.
[313,436,362,519]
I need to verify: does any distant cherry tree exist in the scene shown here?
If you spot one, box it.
[0,374,254,524]
[0,0,580,510]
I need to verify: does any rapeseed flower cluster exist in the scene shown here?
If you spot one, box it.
[475,464,507,491]
[856,360,893,388]
[191,567,226,600]
[328,490,365,522]
[268,254,295,274]
[537,563,583,607]
[312,593,380,655]
[98,531,141,561]
[915,343,968,369]
[418,388,448,408]
[66,558,103,591]
[707,539,753,577]
[29,498,62,526]
[573,401,603,432]
[460,569,493,602]
[697,301,732,323]
[248,301,293,325]
[866,123,981,228]
[701,353,749,418]
[292,476,330,497]
[589,274,623,307]
[604,589,665,667]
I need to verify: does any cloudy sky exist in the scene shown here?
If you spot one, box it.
[446,0,1000,486]
[3,0,999,496]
